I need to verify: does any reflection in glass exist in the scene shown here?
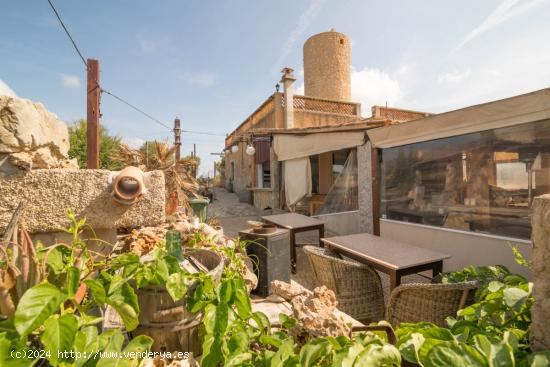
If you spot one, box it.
[380,119,550,239]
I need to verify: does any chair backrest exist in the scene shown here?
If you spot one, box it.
[386,281,478,328]
[302,245,340,290]
[302,245,385,323]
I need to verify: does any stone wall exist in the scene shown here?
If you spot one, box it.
[530,194,550,351]
[357,142,373,233]
[0,169,165,233]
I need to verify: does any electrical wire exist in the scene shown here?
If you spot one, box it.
[46,0,87,68]
[46,0,227,138]
[101,90,172,131]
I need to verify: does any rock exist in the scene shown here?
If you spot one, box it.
[0,96,77,174]
[270,280,311,301]
[241,257,258,291]
[290,285,350,338]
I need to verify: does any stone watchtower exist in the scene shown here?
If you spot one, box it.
[303,29,351,101]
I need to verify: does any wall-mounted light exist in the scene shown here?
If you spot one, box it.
[231,145,239,153]
[246,144,256,156]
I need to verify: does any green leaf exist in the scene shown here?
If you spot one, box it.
[166,272,188,301]
[529,352,550,367]
[487,281,504,293]
[300,338,331,367]
[226,352,252,367]
[354,343,401,367]
[424,341,486,367]
[14,283,67,337]
[341,342,364,367]
[123,335,153,354]
[503,288,529,311]
[234,286,252,319]
[272,339,297,367]
[67,266,81,298]
[107,274,127,295]
[487,343,514,367]
[106,283,139,332]
[73,326,99,367]
[398,333,424,364]
[85,279,107,305]
[252,312,271,335]
[41,314,78,366]
[0,332,38,367]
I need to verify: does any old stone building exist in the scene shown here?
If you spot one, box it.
[224,29,427,216]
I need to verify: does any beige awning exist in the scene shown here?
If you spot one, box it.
[367,88,550,149]
[273,131,365,161]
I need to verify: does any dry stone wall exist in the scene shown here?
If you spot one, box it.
[0,169,165,233]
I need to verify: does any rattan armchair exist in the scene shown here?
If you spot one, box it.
[386,281,478,327]
[303,245,385,323]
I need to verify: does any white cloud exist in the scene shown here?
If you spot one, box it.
[186,72,218,87]
[0,79,17,97]
[437,68,472,83]
[455,0,545,50]
[351,67,403,111]
[275,0,326,68]
[60,74,81,88]
[121,137,145,149]
[293,66,404,111]
[137,35,156,53]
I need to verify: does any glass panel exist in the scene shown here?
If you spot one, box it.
[380,119,550,239]
[310,155,320,194]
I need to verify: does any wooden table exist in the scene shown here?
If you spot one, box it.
[322,233,450,290]
[262,213,325,271]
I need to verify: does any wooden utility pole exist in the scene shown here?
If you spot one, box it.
[86,59,100,169]
[174,117,181,162]
[193,143,197,178]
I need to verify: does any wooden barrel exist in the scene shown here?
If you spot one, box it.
[131,248,223,354]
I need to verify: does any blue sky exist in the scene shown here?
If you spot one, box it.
[1,0,550,176]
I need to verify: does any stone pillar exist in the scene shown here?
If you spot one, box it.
[358,142,373,234]
[280,68,296,129]
[531,194,550,351]
[270,146,281,209]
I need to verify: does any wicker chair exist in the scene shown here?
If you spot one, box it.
[386,281,478,328]
[303,245,385,323]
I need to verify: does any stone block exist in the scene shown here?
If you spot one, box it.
[530,193,550,351]
[0,169,165,233]
[0,96,77,173]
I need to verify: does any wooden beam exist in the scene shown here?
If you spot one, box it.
[86,59,100,169]
[371,146,380,236]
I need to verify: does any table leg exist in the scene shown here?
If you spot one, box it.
[390,270,400,290]
[432,260,443,279]
[319,225,325,247]
[290,230,297,273]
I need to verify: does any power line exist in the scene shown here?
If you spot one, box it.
[181,129,226,137]
[46,0,87,68]
[101,90,172,131]
[46,0,227,139]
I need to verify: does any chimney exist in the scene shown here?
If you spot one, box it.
[280,67,296,129]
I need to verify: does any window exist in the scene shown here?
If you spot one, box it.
[332,149,350,182]
[380,119,550,239]
[310,155,319,194]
